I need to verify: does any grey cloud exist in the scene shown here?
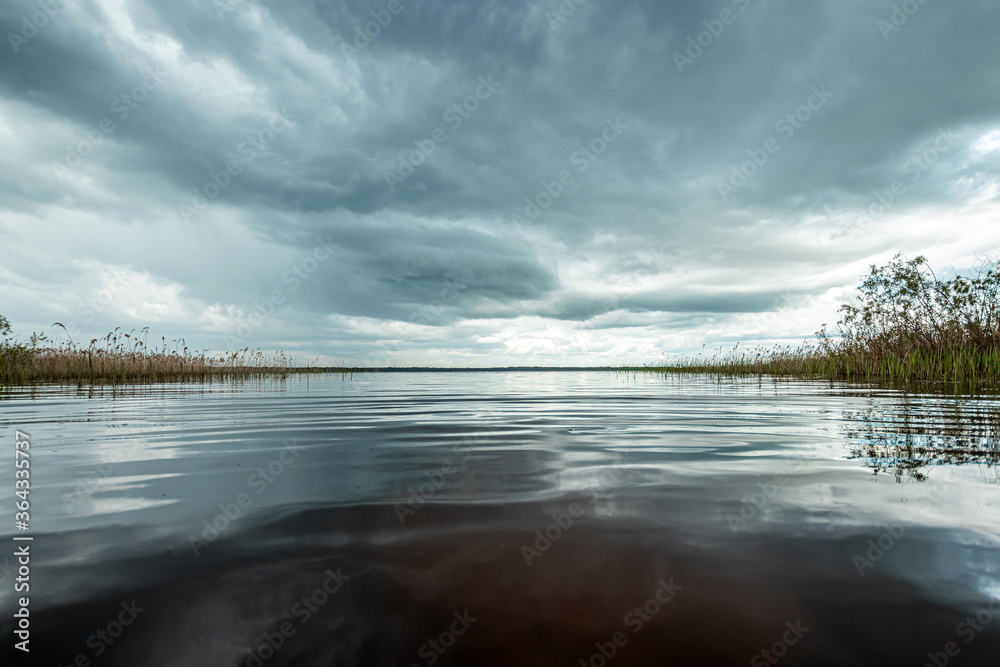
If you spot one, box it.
[1,0,998,363]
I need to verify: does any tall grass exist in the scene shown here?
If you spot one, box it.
[647,253,1000,391]
[0,327,341,387]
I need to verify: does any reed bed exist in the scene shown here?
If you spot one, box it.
[645,253,1000,391]
[0,327,341,387]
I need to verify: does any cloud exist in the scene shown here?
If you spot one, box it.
[2,0,999,364]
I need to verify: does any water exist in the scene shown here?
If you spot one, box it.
[1,372,998,666]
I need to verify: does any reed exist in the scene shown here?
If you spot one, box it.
[645,253,1000,391]
[0,327,348,388]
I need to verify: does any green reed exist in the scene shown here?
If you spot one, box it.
[0,326,356,387]
[643,253,1000,392]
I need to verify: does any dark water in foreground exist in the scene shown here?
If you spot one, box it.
[1,372,999,666]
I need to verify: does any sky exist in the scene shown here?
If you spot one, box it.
[1,0,999,367]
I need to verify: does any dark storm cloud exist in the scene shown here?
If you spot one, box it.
[285,218,560,323]
[552,290,787,323]
[1,0,998,362]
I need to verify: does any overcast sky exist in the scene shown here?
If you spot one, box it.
[1,0,999,366]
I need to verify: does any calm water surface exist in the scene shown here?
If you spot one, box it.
[1,372,998,666]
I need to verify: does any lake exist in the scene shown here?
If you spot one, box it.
[2,371,999,666]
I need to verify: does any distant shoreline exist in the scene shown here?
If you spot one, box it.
[4,254,997,390]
